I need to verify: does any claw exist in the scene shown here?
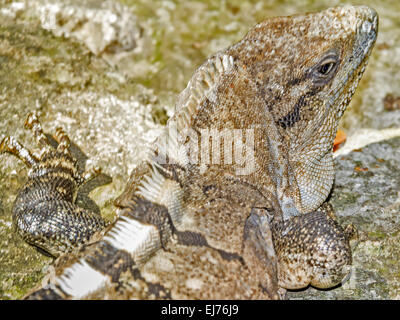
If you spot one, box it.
[78,166,102,186]
[23,112,37,130]
[0,136,8,153]
[0,136,38,167]
[24,112,51,149]
[54,127,71,155]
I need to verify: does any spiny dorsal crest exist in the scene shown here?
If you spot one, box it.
[174,53,236,133]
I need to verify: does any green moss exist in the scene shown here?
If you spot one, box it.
[368,230,387,240]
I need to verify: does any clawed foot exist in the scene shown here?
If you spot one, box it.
[1,112,102,188]
[1,112,108,256]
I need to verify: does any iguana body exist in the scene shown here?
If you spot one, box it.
[0,5,378,299]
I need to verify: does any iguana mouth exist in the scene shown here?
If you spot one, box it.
[331,6,378,119]
[301,6,378,151]
[291,6,378,214]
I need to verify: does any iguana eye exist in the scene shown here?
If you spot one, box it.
[318,62,335,75]
[310,52,340,86]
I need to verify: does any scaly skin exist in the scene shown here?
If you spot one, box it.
[0,113,108,257]
[0,5,377,299]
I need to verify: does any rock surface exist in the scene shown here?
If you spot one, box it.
[0,0,400,299]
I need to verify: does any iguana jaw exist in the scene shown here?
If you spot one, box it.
[303,6,379,150]
[291,6,378,214]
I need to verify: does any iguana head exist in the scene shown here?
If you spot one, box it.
[169,6,378,215]
[229,5,378,213]
[235,5,377,147]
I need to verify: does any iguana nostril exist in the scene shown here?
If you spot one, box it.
[362,21,373,34]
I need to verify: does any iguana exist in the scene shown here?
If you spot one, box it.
[0,5,378,299]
